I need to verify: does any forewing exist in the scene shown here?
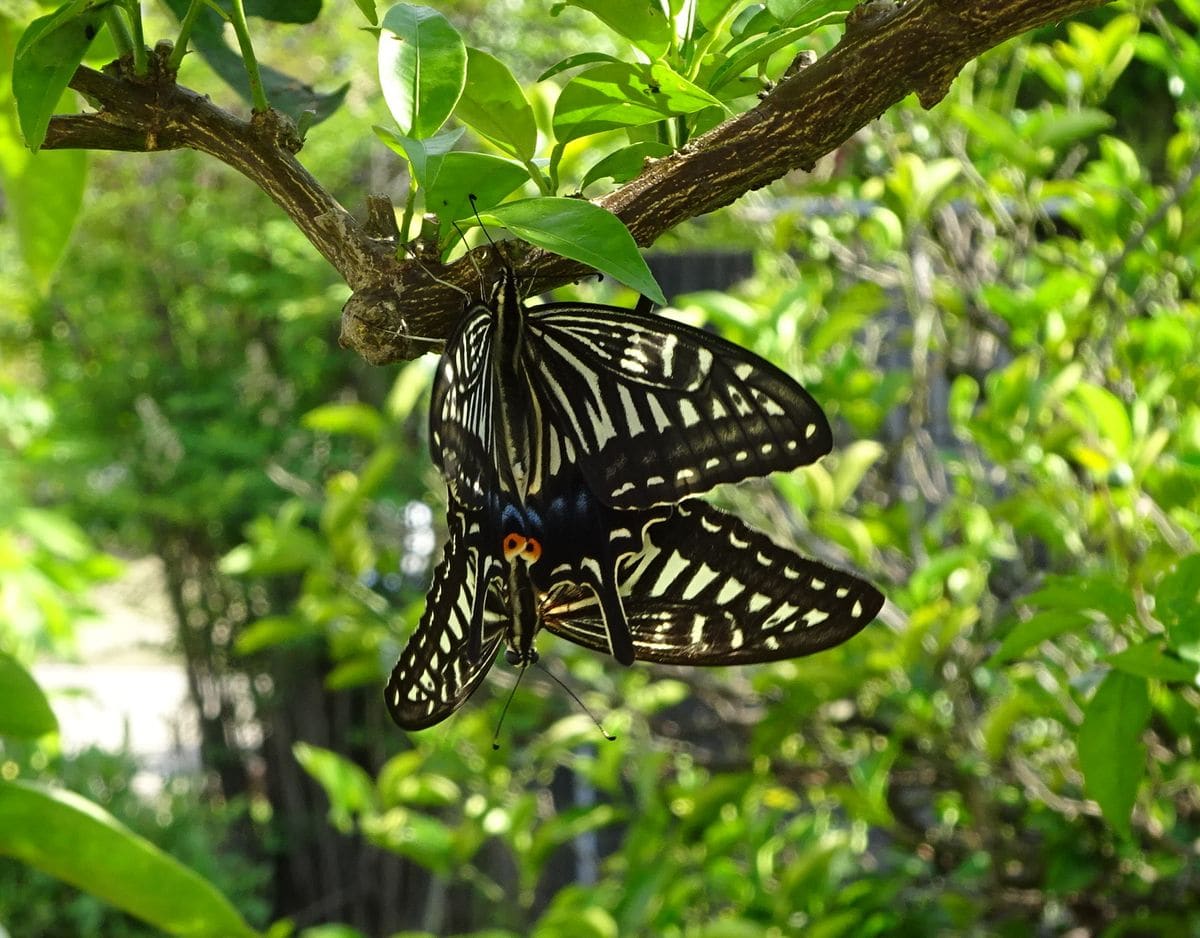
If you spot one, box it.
[430,303,496,499]
[526,304,832,508]
[542,500,882,664]
[385,501,504,730]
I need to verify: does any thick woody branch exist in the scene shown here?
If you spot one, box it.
[43,1,1108,365]
[44,49,395,290]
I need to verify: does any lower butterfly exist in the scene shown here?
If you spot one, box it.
[385,490,883,731]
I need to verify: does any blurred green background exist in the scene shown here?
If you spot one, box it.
[1,2,1199,936]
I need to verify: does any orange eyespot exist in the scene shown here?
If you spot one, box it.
[522,537,542,563]
[502,533,526,560]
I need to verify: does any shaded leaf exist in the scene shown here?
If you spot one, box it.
[0,652,58,739]
[457,48,538,161]
[0,780,259,937]
[1078,671,1150,837]
[581,141,672,190]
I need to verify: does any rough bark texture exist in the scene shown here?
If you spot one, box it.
[43,0,1109,365]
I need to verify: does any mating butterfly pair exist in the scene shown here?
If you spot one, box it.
[385,253,883,730]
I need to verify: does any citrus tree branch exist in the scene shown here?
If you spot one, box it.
[41,0,1109,365]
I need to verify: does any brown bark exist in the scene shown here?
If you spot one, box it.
[42,1,1110,365]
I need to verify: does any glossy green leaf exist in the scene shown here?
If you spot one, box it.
[424,152,530,248]
[456,48,538,162]
[553,62,725,146]
[293,743,378,832]
[475,197,665,304]
[581,141,672,190]
[709,20,841,93]
[12,3,107,151]
[0,652,58,738]
[556,0,673,59]
[537,51,626,83]
[378,4,466,139]
[0,780,259,937]
[1078,671,1151,837]
[352,0,378,25]
[374,125,464,190]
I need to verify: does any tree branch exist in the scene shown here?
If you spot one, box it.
[42,1,1109,365]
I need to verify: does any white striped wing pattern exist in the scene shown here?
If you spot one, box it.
[429,271,833,510]
[385,495,882,730]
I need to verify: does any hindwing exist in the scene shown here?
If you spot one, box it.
[384,498,505,730]
[540,499,882,664]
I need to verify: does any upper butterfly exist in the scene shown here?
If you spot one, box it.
[430,256,833,511]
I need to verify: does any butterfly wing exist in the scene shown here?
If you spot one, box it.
[429,303,497,501]
[525,304,832,509]
[541,500,882,664]
[385,498,506,730]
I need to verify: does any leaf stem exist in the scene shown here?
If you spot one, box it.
[123,1,148,75]
[104,8,134,61]
[168,0,207,72]
[227,0,269,112]
[400,181,417,245]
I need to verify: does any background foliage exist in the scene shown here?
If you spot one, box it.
[2,1,1199,936]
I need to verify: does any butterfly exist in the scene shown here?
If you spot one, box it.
[423,257,839,664]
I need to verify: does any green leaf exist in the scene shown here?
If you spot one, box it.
[989,610,1090,667]
[293,743,378,832]
[245,0,320,22]
[537,51,626,83]
[0,61,88,290]
[0,652,58,738]
[557,0,673,59]
[581,141,673,190]
[1155,554,1200,665]
[1104,641,1198,684]
[0,780,259,937]
[374,125,464,191]
[456,48,538,162]
[474,197,665,304]
[352,0,378,25]
[378,3,467,139]
[361,807,457,872]
[161,0,347,123]
[12,3,108,151]
[709,20,842,93]
[423,152,531,249]
[1077,671,1151,837]
[828,439,884,509]
[553,62,725,147]
[302,402,385,441]
[234,616,317,655]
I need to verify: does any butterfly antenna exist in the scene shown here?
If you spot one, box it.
[400,239,472,302]
[491,664,528,751]
[467,193,498,251]
[451,220,486,290]
[534,659,616,742]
